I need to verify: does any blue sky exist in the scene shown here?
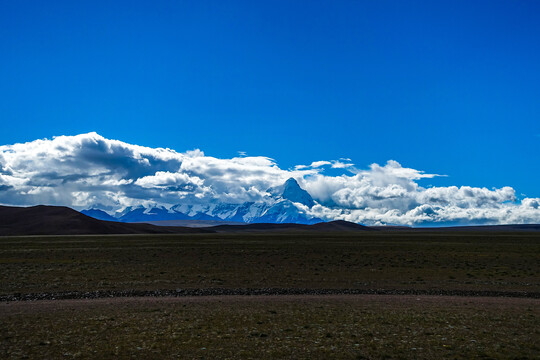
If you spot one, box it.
[1,0,539,199]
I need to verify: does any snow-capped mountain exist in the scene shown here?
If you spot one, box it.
[81,178,322,224]
[115,205,185,222]
[80,208,117,222]
[268,178,315,207]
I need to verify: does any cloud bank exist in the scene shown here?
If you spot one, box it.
[0,132,538,226]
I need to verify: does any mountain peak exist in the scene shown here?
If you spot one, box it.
[284,177,300,187]
[280,178,315,207]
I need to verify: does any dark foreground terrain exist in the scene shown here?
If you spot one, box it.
[1,231,539,359]
[1,232,538,294]
[1,295,538,359]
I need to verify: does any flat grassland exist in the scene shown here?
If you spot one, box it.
[2,295,538,359]
[1,232,538,294]
[1,231,539,359]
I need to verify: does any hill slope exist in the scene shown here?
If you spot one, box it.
[0,205,210,235]
[211,220,375,232]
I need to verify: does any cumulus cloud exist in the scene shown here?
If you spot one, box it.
[0,132,538,226]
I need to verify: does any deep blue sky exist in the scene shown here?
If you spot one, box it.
[1,0,539,197]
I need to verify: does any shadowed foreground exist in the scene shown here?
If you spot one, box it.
[1,295,538,359]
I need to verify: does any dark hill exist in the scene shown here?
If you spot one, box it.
[211,220,375,232]
[0,205,211,236]
[308,220,376,231]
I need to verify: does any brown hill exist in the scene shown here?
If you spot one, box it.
[211,220,375,232]
[0,205,211,236]
[138,219,245,227]
[308,220,376,231]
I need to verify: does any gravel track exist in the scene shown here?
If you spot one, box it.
[1,287,538,302]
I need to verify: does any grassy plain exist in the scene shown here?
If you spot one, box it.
[1,295,538,359]
[0,231,538,294]
[0,231,538,359]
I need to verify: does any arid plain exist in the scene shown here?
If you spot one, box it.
[1,231,538,359]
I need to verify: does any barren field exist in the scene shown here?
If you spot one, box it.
[1,231,539,359]
[0,232,538,294]
[1,295,538,359]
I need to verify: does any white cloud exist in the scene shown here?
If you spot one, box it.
[310,160,332,168]
[330,160,354,169]
[295,160,354,170]
[295,160,331,170]
[134,172,203,189]
[0,132,538,226]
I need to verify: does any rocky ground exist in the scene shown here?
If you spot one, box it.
[1,287,538,302]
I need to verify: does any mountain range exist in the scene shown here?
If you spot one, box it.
[82,178,323,224]
[1,204,538,236]
[0,205,375,236]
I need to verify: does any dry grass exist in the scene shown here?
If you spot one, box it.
[1,232,538,359]
[1,295,538,359]
[0,232,538,295]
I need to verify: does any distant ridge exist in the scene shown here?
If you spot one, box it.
[309,220,376,231]
[0,205,372,235]
[137,219,246,228]
[210,220,375,232]
[1,205,538,235]
[0,205,211,236]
